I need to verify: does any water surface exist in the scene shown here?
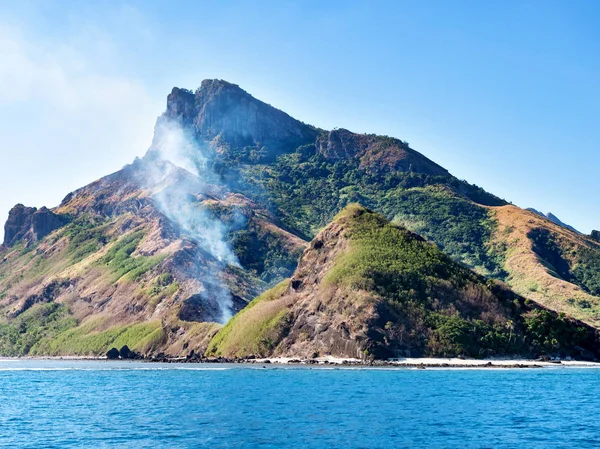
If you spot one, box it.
[1,359,598,448]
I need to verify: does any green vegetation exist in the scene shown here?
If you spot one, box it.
[229,229,303,284]
[380,187,506,277]
[31,318,164,356]
[206,280,291,357]
[325,205,525,357]
[573,248,600,297]
[0,303,77,356]
[211,205,599,360]
[98,230,166,282]
[64,215,110,262]
[527,228,600,297]
[523,310,589,354]
[234,145,505,277]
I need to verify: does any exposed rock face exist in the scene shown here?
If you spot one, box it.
[157,80,319,161]
[3,204,36,246]
[3,204,66,247]
[591,230,600,242]
[316,129,449,176]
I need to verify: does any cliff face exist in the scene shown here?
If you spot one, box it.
[207,205,600,360]
[158,80,319,161]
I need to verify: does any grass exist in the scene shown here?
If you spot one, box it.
[97,229,166,282]
[31,318,164,356]
[325,204,477,298]
[206,280,291,357]
[210,204,598,359]
[0,303,77,356]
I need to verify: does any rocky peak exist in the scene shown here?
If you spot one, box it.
[3,204,66,247]
[164,87,196,125]
[591,230,600,242]
[157,79,318,161]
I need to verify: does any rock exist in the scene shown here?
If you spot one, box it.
[106,348,120,359]
[153,80,318,163]
[591,230,600,242]
[3,204,66,247]
[573,345,596,361]
[3,204,36,246]
[177,292,224,322]
[119,345,132,359]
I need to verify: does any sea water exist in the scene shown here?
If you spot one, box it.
[1,359,599,448]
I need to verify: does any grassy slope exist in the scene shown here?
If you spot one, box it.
[0,216,176,356]
[491,206,600,326]
[206,280,291,357]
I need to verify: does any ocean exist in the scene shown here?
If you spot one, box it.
[1,359,599,448]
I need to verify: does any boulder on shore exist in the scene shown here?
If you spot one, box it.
[119,345,132,359]
[106,348,120,360]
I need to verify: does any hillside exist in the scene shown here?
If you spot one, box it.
[207,205,599,360]
[0,158,306,356]
[1,78,599,357]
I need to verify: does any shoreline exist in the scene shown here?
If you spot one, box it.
[3,355,600,369]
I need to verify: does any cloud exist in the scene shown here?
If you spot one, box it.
[0,22,161,242]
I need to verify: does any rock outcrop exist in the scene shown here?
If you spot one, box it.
[155,80,319,162]
[3,204,66,247]
[316,128,448,176]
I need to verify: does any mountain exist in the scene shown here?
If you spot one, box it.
[1,79,599,357]
[526,208,580,234]
[207,205,599,360]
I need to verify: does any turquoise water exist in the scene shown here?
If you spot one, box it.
[1,360,599,448]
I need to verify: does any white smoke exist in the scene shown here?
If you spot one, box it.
[144,118,239,322]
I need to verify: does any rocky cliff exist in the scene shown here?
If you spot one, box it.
[3,205,66,248]
[155,80,319,162]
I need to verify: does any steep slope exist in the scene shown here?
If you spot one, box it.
[156,80,319,162]
[207,205,599,360]
[0,158,306,356]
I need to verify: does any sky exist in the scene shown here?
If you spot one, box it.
[0,0,599,240]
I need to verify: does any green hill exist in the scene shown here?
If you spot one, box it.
[207,205,599,360]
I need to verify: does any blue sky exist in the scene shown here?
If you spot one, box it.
[0,0,599,239]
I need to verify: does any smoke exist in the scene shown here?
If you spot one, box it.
[144,118,239,322]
